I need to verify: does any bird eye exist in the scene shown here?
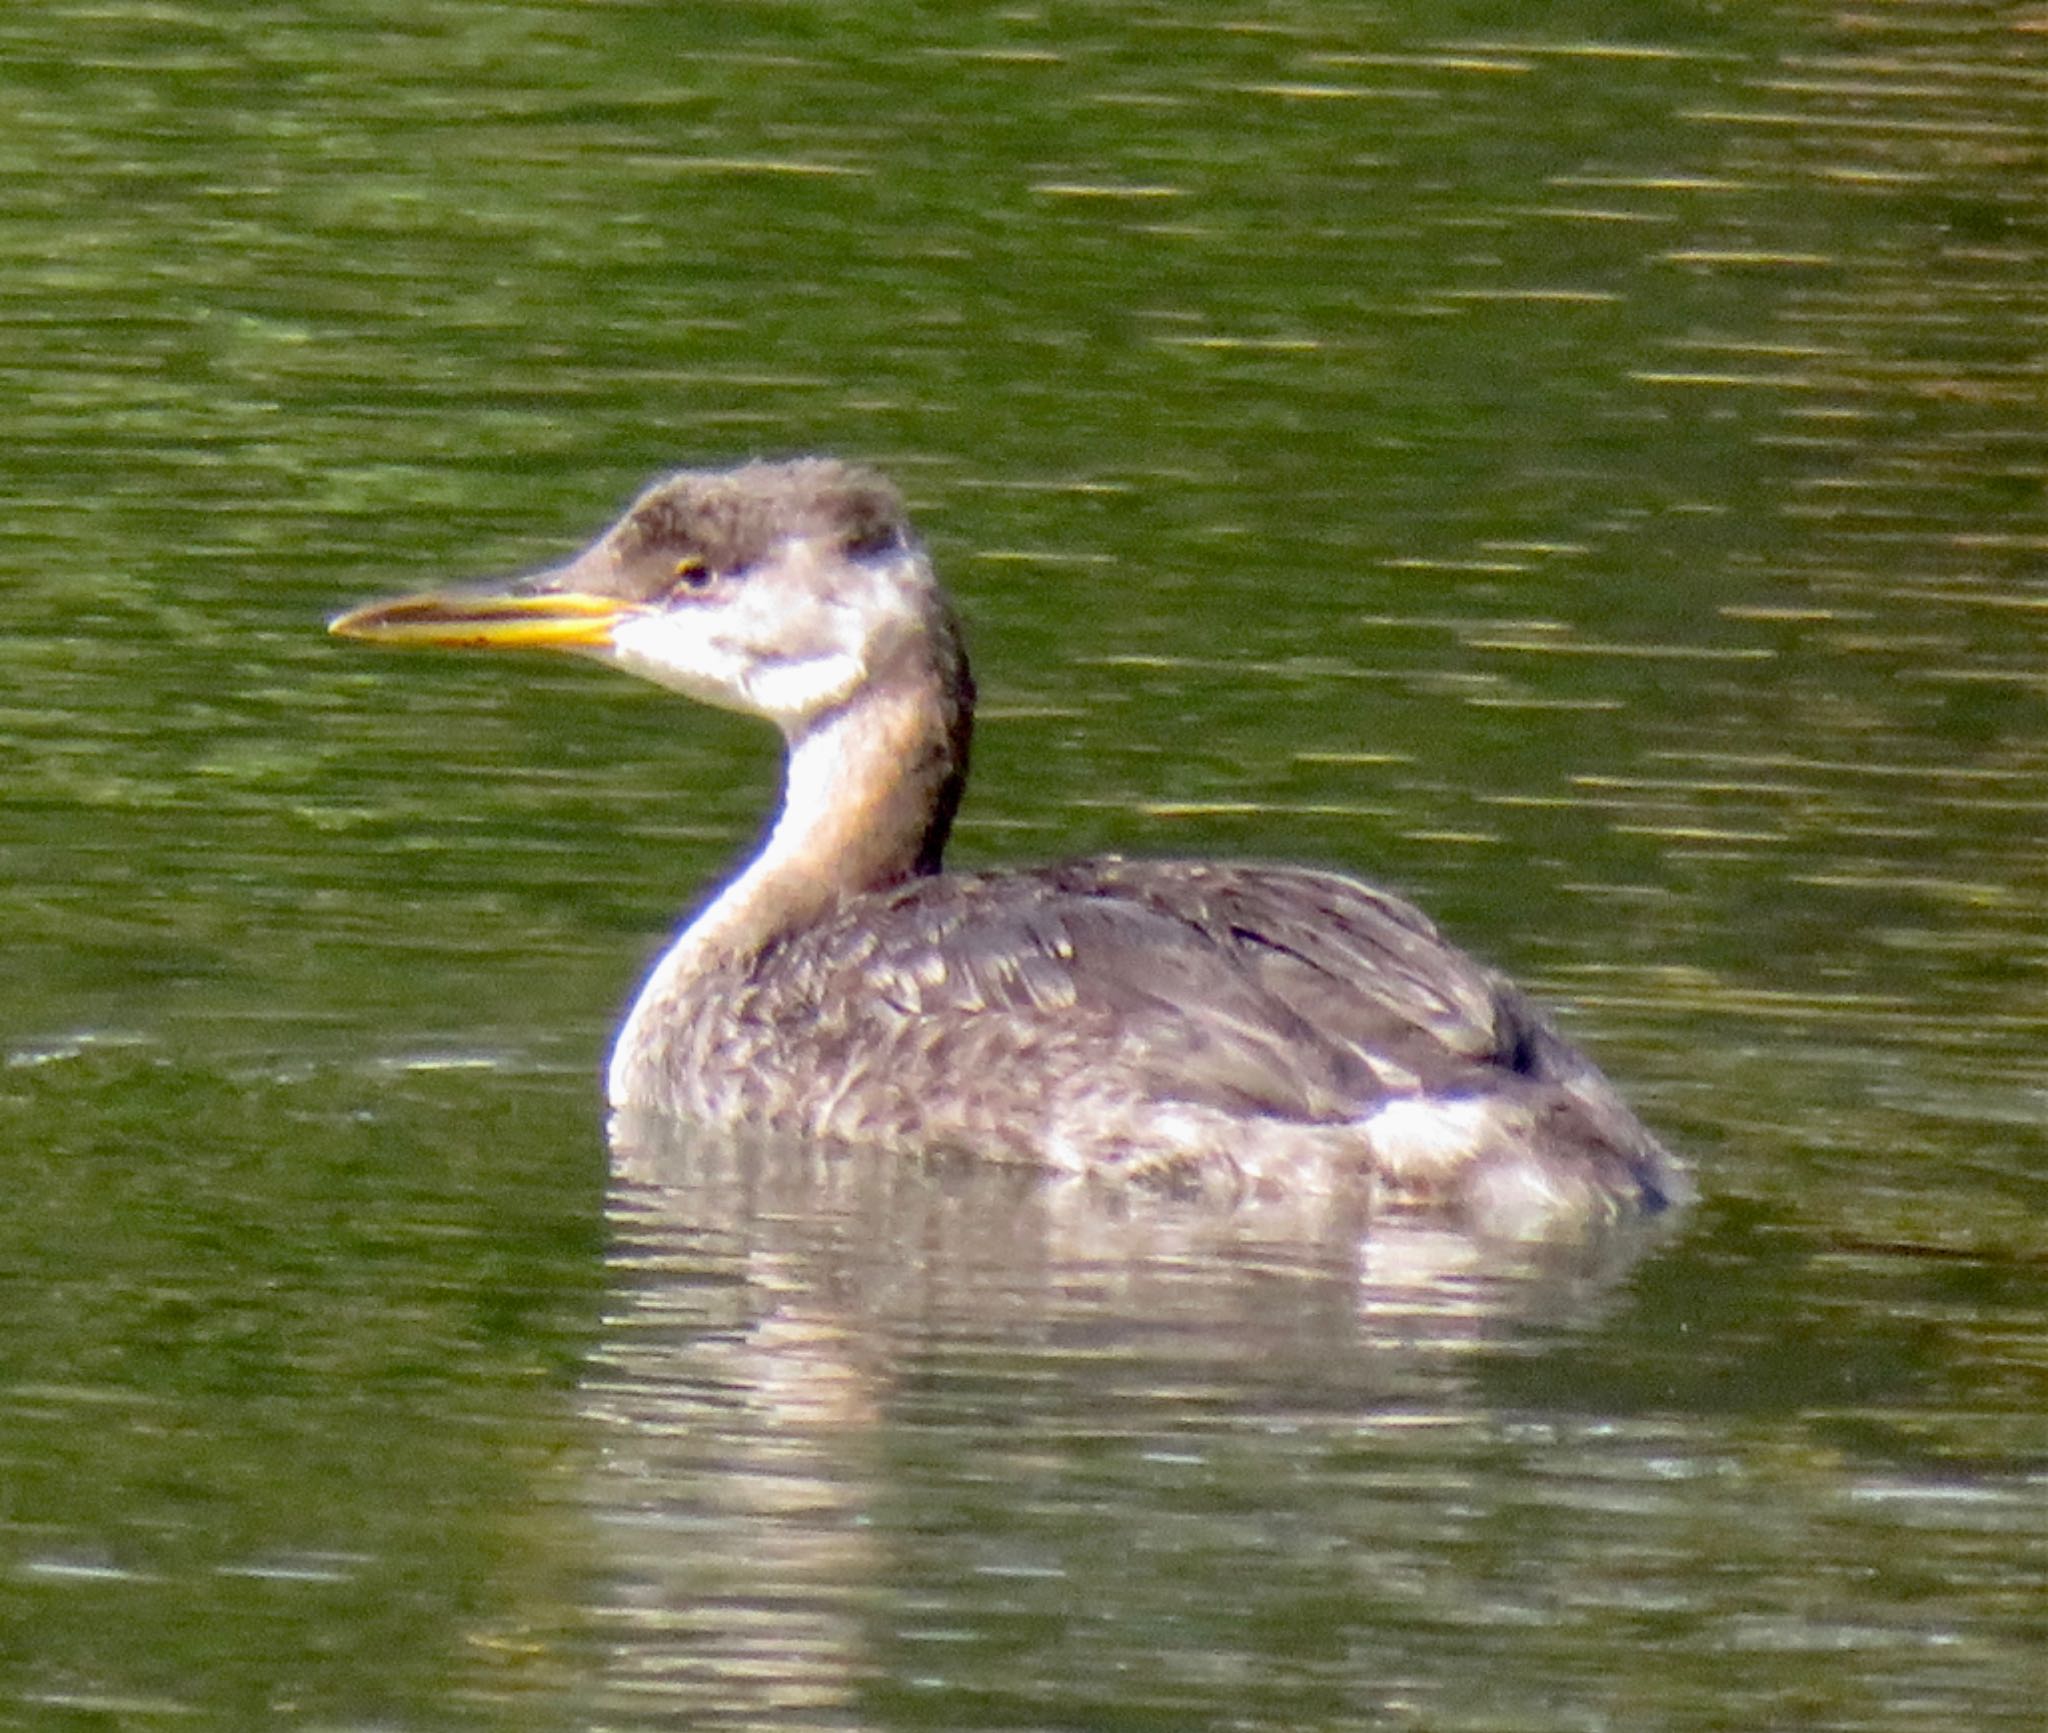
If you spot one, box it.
[672,558,714,593]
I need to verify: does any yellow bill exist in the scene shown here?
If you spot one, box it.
[329,589,633,652]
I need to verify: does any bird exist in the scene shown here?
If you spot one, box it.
[332,458,1689,1237]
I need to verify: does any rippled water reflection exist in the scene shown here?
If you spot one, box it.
[584,1128,2037,1730]
[0,0,2041,1727]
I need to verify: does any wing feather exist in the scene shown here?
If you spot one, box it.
[726,859,1542,1126]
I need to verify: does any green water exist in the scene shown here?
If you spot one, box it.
[1,3,2041,1727]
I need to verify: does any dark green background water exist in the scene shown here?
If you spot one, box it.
[1,3,2041,1727]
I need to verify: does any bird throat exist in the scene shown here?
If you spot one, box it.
[673,675,968,971]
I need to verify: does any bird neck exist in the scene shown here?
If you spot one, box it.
[676,666,971,969]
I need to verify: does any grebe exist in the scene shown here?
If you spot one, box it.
[333,459,1687,1235]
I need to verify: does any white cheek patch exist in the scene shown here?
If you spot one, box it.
[599,534,932,726]
[741,649,865,721]
[606,610,753,708]
[606,603,866,726]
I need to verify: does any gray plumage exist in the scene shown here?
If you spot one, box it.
[619,857,1685,1231]
[335,459,1689,1237]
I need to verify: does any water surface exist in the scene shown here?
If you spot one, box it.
[0,2,2041,1727]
